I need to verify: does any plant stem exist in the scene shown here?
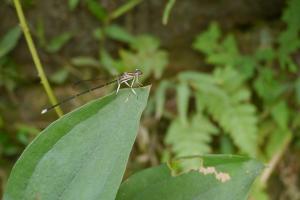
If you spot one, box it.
[13,0,63,117]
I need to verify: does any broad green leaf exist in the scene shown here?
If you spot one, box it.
[116,155,264,200]
[0,25,22,58]
[104,24,134,43]
[4,87,150,200]
[46,32,72,53]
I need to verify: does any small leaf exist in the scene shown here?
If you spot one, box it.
[162,0,176,25]
[0,25,22,58]
[100,50,119,75]
[46,32,72,53]
[116,155,263,200]
[104,24,134,43]
[69,0,80,10]
[110,0,142,20]
[50,69,69,84]
[71,56,100,68]
[271,101,289,129]
[4,87,150,200]
[176,81,190,124]
[86,0,107,21]
[266,129,292,159]
[92,28,104,40]
[119,35,168,79]
[130,35,160,52]
[155,80,172,119]
[193,22,221,54]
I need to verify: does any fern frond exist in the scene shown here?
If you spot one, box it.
[165,114,219,168]
[196,67,258,156]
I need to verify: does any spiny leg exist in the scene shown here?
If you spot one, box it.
[130,76,136,87]
[116,80,121,94]
[124,81,136,95]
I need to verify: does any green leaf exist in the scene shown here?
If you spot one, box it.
[86,0,107,22]
[116,155,264,200]
[4,87,150,200]
[71,56,100,68]
[265,129,292,159]
[155,80,172,119]
[176,81,190,124]
[100,50,119,75]
[253,68,285,103]
[166,114,219,169]
[271,101,289,129]
[193,22,221,55]
[109,0,142,20]
[119,35,168,79]
[130,35,160,52]
[162,0,176,25]
[69,0,80,10]
[46,32,72,53]
[0,25,22,58]
[189,68,258,156]
[49,68,69,84]
[296,77,300,105]
[104,24,134,43]
[206,34,239,66]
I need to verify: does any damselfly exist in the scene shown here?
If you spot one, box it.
[41,69,143,114]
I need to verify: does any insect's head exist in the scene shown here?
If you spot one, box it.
[135,69,143,76]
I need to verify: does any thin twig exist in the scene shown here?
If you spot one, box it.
[13,0,63,117]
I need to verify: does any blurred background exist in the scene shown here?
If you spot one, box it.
[0,0,300,199]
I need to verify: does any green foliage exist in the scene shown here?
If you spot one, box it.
[176,67,258,156]
[109,0,142,20]
[166,115,218,168]
[0,25,22,58]
[68,0,80,11]
[86,0,107,22]
[100,34,168,78]
[158,0,300,175]
[45,32,73,53]
[0,57,22,91]
[162,0,176,25]
[116,155,263,200]
[49,68,69,84]
[119,35,168,79]
[4,87,150,200]
[277,0,300,72]
[104,24,134,43]
[193,22,255,78]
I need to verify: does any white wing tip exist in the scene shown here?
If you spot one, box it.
[41,109,47,114]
